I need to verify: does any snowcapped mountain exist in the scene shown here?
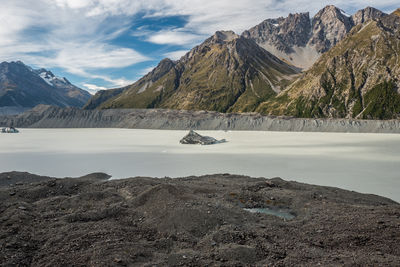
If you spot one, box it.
[0,61,91,113]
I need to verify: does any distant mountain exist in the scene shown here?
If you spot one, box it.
[242,6,386,69]
[256,12,400,119]
[0,61,90,112]
[88,31,299,112]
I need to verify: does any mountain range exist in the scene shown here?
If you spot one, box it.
[84,5,400,119]
[256,11,400,119]
[2,5,400,120]
[242,6,386,69]
[0,61,91,114]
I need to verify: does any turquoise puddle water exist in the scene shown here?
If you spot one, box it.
[244,208,295,220]
[1,128,400,202]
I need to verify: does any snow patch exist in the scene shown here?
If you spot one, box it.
[339,9,351,17]
[39,71,68,87]
[39,72,54,86]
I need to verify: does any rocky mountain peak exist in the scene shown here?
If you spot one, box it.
[392,8,400,17]
[309,5,353,53]
[210,30,239,43]
[242,12,311,53]
[352,7,387,25]
[144,58,176,82]
[278,12,311,48]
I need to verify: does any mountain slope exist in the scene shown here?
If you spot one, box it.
[83,87,126,110]
[256,13,400,119]
[92,31,299,113]
[88,58,177,110]
[242,6,386,69]
[0,61,91,109]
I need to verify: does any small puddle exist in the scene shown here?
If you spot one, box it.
[244,207,295,220]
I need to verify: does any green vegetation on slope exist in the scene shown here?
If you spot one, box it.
[357,81,400,119]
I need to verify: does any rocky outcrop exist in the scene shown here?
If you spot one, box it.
[180,130,226,145]
[0,172,399,266]
[1,105,400,133]
[352,6,386,25]
[309,5,353,53]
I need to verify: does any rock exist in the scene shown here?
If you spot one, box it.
[352,7,386,25]
[1,127,19,133]
[179,130,226,145]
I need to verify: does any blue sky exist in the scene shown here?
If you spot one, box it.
[1,0,398,94]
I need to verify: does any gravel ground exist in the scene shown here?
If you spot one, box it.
[0,172,399,266]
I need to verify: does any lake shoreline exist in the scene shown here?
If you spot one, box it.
[1,128,400,202]
[1,171,399,265]
[1,105,400,133]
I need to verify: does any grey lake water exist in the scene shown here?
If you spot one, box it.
[1,129,399,202]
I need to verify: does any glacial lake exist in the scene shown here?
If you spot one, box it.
[1,129,399,202]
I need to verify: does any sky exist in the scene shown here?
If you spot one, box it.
[0,0,398,94]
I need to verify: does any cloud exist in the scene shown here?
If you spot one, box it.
[0,0,149,87]
[45,43,148,73]
[164,50,189,60]
[146,29,204,45]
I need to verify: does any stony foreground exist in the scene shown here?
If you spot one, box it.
[0,172,399,266]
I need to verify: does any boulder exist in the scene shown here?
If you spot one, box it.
[180,130,226,145]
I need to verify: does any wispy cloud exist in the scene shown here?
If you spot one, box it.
[146,29,204,46]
